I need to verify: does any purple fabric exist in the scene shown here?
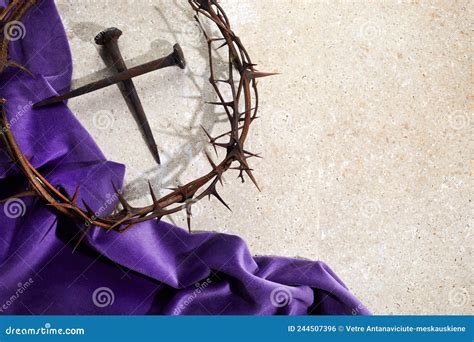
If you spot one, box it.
[0,0,370,315]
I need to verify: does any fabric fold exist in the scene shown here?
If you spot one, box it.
[0,0,370,315]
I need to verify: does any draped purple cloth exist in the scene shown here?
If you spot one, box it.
[0,0,370,315]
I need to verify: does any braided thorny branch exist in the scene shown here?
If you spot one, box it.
[0,0,274,243]
[0,0,36,75]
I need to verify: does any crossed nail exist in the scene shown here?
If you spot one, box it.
[33,27,186,164]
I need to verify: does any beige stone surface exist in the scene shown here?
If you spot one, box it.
[56,0,473,314]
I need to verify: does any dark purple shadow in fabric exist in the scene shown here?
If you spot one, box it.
[0,0,370,315]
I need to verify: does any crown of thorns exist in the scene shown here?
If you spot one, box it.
[0,0,274,247]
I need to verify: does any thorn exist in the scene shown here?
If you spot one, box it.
[72,224,92,253]
[243,149,262,159]
[205,100,233,107]
[245,70,279,80]
[112,182,132,212]
[40,217,57,242]
[71,186,80,205]
[81,200,96,217]
[186,203,192,233]
[204,151,217,169]
[204,155,224,185]
[187,216,191,233]
[118,222,137,233]
[209,187,231,211]
[148,181,157,202]
[215,171,224,186]
[148,181,162,211]
[237,169,245,183]
[216,41,228,50]
[244,168,261,191]
[230,166,254,172]
[200,125,218,156]
[211,141,229,150]
[238,107,256,119]
[209,37,226,43]
[200,125,212,140]
[234,151,261,191]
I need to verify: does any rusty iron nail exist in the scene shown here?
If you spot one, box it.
[33,43,186,109]
[95,27,161,164]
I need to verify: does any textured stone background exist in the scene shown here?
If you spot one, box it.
[56,0,472,314]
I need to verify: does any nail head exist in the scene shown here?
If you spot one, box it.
[94,27,123,45]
